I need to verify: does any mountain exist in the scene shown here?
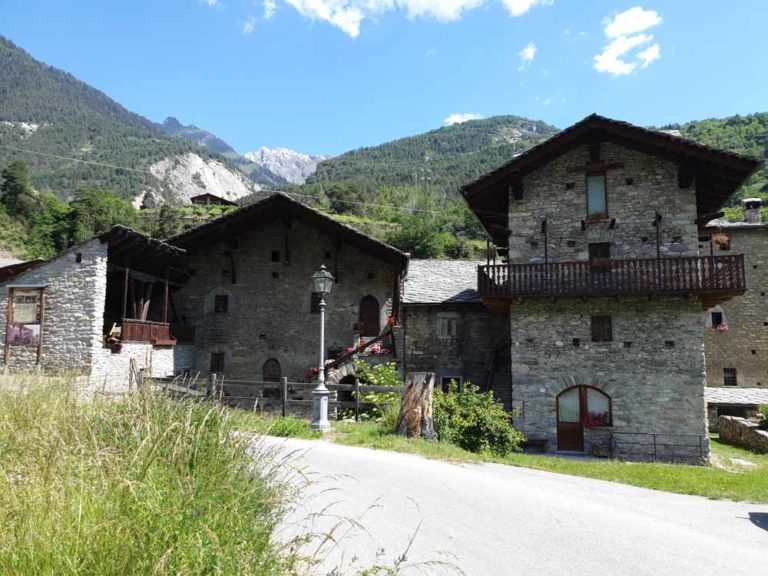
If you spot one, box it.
[158,116,238,156]
[306,116,559,194]
[0,36,258,204]
[244,147,328,185]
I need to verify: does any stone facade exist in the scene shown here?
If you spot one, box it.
[172,219,401,382]
[509,143,700,264]
[0,239,108,373]
[701,223,768,388]
[402,304,511,407]
[510,297,709,463]
[718,416,768,453]
[504,142,711,463]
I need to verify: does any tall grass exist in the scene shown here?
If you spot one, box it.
[0,377,298,574]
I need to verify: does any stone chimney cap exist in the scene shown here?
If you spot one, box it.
[742,197,763,204]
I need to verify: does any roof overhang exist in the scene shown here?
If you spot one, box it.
[167,192,410,271]
[99,226,188,279]
[461,114,762,247]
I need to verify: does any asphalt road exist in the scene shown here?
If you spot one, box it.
[264,437,768,576]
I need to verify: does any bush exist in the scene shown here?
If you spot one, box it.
[759,405,768,430]
[432,382,524,456]
[342,361,403,421]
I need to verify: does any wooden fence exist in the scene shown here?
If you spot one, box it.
[146,374,402,421]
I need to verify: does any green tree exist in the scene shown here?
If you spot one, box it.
[0,160,37,223]
[67,189,141,244]
[325,183,363,214]
[385,214,445,258]
[151,203,186,238]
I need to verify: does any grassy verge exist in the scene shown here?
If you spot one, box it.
[253,418,768,503]
[0,379,298,574]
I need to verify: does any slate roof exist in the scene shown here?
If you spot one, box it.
[706,387,768,406]
[403,260,483,305]
[703,218,768,230]
[0,258,22,268]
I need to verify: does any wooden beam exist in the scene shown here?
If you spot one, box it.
[3,287,13,366]
[36,288,46,365]
[163,269,169,324]
[122,264,130,320]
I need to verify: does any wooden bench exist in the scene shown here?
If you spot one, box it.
[523,438,549,453]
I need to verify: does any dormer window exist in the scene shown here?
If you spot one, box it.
[587,174,607,219]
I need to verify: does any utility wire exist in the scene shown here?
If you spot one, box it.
[0,144,155,174]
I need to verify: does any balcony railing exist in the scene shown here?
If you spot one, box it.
[478,255,746,300]
[121,319,175,345]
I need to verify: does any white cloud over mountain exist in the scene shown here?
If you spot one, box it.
[594,6,662,76]
[444,113,483,125]
[278,0,553,37]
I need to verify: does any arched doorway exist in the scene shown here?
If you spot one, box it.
[556,386,611,452]
[262,359,282,399]
[359,295,380,337]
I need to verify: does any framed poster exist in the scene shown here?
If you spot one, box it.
[4,286,46,365]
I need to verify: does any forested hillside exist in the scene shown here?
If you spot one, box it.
[0,36,248,202]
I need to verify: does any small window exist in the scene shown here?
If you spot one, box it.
[625,177,634,186]
[210,352,225,373]
[310,292,322,314]
[711,311,724,327]
[440,376,462,392]
[591,315,612,342]
[271,250,280,262]
[723,367,738,386]
[437,316,458,338]
[214,294,229,314]
[664,340,675,349]
[76,252,82,263]
[586,174,607,218]
[565,182,575,190]
[572,338,580,348]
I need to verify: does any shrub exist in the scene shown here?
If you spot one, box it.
[759,404,768,430]
[432,382,524,456]
[342,361,404,421]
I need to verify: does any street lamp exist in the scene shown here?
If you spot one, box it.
[310,264,335,432]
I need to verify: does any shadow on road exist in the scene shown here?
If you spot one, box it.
[748,512,768,532]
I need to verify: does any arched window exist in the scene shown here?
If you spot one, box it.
[557,386,612,452]
[359,295,380,337]
[262,359,281,382]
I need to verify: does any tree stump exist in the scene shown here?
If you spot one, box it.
[396,372,436,440]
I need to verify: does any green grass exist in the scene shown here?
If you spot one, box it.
[315,421,768,503]
[0,378,299,575]
[230,412,321,439]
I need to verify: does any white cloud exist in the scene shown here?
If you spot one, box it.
[604,6,662,38]
[594,6,662,76]
[242,15,257,33]
[263,0,277,19]
[444,113,483,125]
[276,0,551,38]
[201,0,220,6]
[518,41,536,71]
[501,0,553,17]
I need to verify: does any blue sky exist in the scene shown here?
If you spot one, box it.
[2,0,768,156]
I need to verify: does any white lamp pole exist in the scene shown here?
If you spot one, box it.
[311,265,334,432]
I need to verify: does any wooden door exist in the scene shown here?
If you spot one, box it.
[359,296,380,337]
[557,387,584,452]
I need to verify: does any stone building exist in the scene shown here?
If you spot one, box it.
[167,193,409,384]
[401,259,512,408]
[461,114,760,462]
[0,194,408,396]
[0,227,186,394]
[701,198,768,389]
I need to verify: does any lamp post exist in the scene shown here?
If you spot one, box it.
[310,264,335,432]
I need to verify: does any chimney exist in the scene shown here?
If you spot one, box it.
[742,198,763,224]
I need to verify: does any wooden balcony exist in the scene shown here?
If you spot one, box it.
[478,255,745,309]
[121,319,176,345]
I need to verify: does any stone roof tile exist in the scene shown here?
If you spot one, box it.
[706,387,768,406]
[403,259,482,304]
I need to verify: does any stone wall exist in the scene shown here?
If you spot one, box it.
[0,239,108,373]
[703,227,768,387]
[402,303,512,408]
[510,142,699,263]
[172,219,400,382]
[718,416,768,453]
[510,297,709,463]
[90,343,175,395]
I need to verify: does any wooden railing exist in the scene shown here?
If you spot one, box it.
[478,255,746,299]
[121,319,173,344]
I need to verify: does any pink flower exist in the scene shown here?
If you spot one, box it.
[715,323,729,333]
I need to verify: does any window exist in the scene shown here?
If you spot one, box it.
[437,316,458,339]
[271,250,280,262]
[210,352,225,373]
[586,174,607,218]
[262,359,281,382]
[214,294,229,314]
[588,242,611,272]
[359,295,381,337]
[440,376,462,392]
[591,315,612,342]
[310,292,322,314]
[711,311,724,327]
[723,368,738,386]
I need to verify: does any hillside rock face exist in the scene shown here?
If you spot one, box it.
[149,153,260,203]
[159,116,237,156]
[243,147,327,185]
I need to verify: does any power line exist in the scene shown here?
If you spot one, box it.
[0,144,154,174]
